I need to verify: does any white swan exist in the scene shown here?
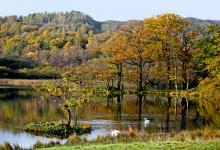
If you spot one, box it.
[111,129,120,136]
[144,118,150,127]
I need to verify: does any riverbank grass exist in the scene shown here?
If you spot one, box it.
[34,127,220,149]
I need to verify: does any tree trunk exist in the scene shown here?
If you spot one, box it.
[182,61,188,90]
[174,56,178,93]
[64,106,71,126]
[73,107,78,127]
[138,65,143,91]
[117,63,123,91]
[167,59,171,89]
[67,108,71,125]
[186,79,189,90]
[107,79,110,91]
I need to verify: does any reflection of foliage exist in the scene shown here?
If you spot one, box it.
[0,97,63,128]
[198,76,220,128]
[0,89,32,100]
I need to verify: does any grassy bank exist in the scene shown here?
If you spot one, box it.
[32,127,220,150]
[1,128,220,149]
[39,140,220,150]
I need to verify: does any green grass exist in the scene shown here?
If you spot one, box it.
[39,140,220,150]
[35,128,220,149]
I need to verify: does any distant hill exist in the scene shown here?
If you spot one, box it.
[0,11,102,33]
[0,11,125,33]
[187,17,220,27]
[0,11,220,33]
[101,20,125,32]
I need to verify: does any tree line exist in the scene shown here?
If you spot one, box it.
[0,13,219,94]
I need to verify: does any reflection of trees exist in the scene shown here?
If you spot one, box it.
[165,97,171,132]
[81,95,205,131]
[193,104,207,128]
[137,94,143,130]
[155,96,162,106]
[198,93,220,128]
[0,89,33,101]
[116,95,122,121]
[0,96,63,128]
[106,94,114,108]
[181,98,188,130]
[106,94,122,120]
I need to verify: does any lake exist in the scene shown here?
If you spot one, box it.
[0,87,209,148]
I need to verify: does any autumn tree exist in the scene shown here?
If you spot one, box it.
[36,71,91,126]
[120,21,156,91]
[178,23,200,90]
[102,32,125,91]
[3,36,26,57]
[86,33,111,58]
[144,14,195,90]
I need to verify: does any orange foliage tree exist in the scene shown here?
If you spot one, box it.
[102,32,126,91]
[120,21,156,91]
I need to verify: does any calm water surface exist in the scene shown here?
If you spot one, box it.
[0,87,210,148]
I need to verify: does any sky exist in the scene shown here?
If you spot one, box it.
[0,0,219,21]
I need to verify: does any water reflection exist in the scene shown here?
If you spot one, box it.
[181,98,188,130]
[165,97,171,132]
[0,89,64,129]
[0,87,217,148]
[0,129,67,149]
[137,95,142,130]
[116,95,122,121]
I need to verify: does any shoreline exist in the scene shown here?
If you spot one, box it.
[0,79,54,88]
[0,79,197,98]
[36,127,220,149]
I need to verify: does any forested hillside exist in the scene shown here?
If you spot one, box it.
[1,11,219,33]
[0,11,126,33]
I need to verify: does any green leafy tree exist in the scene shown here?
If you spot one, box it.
[36,71,91,126]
